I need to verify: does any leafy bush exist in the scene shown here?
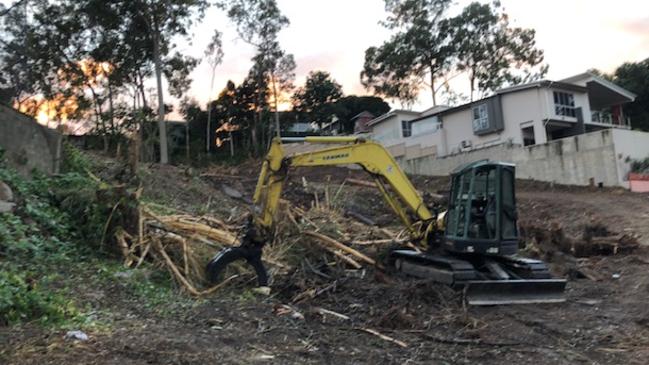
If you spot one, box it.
[0,271,78,326]
[60,141,93,174]
[0,157,93,325]
[630,157,649,174]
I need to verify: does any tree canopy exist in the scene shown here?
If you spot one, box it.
[293,71,343,127]
[610,59,649,131]
[362,0,547,105]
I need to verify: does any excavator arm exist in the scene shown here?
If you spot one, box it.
[252,136,437,243]
[206,136,440,287]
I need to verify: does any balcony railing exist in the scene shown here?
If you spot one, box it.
[590,111,631,128]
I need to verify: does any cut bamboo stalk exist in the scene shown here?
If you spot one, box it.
[305,231,376,267]
[358,328,407,348]
[345,178,377,188]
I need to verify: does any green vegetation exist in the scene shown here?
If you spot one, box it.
[0,159,89,326]
[631,157,649,174]
[0,147,187,326]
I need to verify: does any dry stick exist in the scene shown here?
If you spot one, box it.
[325,248,362,269]
[313,307,350,321]
[325,175,331,209]
[138,206,144,245]
[182,238,189,276]
[155,240,237,296]
[199,274,240,296]
[115,230,134,267]
[135,239,152,268]
[351,238,407,245]
[331,180,347,206]
[305,231,377,267]
[358,328,408,348]
[100,200,122,250]
[144,208,237,244]
[345,178,377,188]
[286,205,300,228]
[155,240,202,295]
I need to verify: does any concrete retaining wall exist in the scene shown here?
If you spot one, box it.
[611,129,649,188]
[0,104,62,175]
[401,129,624,187]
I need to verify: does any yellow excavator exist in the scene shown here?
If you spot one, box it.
[207,136,566,305]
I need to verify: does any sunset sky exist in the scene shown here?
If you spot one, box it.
[3,0,648,118]
[176,0,649,115]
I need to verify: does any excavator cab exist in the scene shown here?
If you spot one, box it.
[444,160,519,256]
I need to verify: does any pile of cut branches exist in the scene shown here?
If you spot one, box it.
[108,177,410,296]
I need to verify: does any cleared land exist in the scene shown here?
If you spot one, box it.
[2,155,649,365]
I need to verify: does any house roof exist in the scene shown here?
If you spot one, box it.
[367,109,421,127]
[351,111,375,120]
[425,79,591,119]
[420,105,450,116]
[560,72,637,102]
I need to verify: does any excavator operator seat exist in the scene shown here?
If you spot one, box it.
[444,160,518,256]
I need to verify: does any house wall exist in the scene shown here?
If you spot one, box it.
[501,88,548,144]
[401,129,627,187]
[371,115,402,145]
[370,111,419,146]
[0,104,62,176]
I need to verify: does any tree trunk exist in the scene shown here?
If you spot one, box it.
[89,86,108,152]
[152,29,168,164]
[469,69,475,102]
[228,131,234,157]
[206,63,217,153]
[108,77,116,153]
[430,70,437,106]
[185,121,190,161]
[206,101,213,153]
[135,73,148,163]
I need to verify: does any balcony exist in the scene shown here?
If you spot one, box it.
[590,110,631,129]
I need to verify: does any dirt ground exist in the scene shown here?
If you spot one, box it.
[2,158,649,364]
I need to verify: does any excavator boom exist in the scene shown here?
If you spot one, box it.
[253,136,436,243]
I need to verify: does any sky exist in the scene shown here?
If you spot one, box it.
[173,0,649,117]
[3,0,649,119]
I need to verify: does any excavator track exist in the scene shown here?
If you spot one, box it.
[391,250,566,306]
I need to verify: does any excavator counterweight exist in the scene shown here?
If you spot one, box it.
[206,137,566,305]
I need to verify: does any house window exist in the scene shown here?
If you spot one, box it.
[553,91,576,117]
[402,120,412,137]
[472,104,489,132]
[521,125,535,146]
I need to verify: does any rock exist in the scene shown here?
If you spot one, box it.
[252,286,271,296]
[113,271,134,279]
[222,184,243,199]
[0,201,15,213]
[0,181,13,201]
[64,330,89,341]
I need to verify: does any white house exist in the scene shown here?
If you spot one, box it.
[367,72,637,161]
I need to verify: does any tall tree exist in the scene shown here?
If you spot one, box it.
[293,71,343,127]
[204,30,224,153]
[612,58,649,131]
[126,0,210,164]
[450,2,547,101]
[362,0,453,106]
[223,0,295,152]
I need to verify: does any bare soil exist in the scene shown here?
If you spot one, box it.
[2,159,649,365]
